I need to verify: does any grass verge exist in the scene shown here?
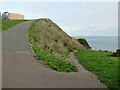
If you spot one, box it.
[2,20,27,31]
[28,20,78,72]
[75,50,119,90]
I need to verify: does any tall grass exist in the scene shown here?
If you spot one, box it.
[28,19,78,72]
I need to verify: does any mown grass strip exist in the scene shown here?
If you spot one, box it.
[2,20,27,31]
[75,50,119,90]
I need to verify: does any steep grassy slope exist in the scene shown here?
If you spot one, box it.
[28,19,85,72]
[2,20,27,31]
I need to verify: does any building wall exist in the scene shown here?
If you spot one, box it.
[9,13,24,20]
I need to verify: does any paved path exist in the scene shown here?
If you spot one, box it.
[2,21,107,88]
[69,52,88,72]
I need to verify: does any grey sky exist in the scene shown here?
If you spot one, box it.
[2,2,118,37]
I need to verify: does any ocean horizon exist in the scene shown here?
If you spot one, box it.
[75,36,118,52]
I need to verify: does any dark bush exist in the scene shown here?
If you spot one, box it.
[55,39,58,42]
[77,38,91,49]
[64,42,67,47]
[110,52,117,57]
[116,49,120,57]
[110,49,120,57]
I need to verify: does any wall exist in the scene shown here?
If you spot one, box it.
[9,13,24,20]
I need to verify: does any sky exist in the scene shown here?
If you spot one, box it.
[1,0,119,2]
[1,2,118,37]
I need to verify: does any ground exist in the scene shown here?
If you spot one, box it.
[2,21,107,88]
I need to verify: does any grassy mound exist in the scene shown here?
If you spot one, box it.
[75,50,119,90]
[77,38,91,49]
[28,19,85,72]
[2,20,27,31]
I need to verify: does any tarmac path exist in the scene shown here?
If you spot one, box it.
[2,21,107,88]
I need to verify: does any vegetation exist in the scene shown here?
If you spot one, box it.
[28,19,85,72]
[28,18,119,88]
[77,38,91,49]
[0,20,1,31]
[75,50,119,90]
[31,44,78,72]
[110,49,120,57]
[2,19,27,31]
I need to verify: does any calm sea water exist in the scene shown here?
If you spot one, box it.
[76,36,118,52]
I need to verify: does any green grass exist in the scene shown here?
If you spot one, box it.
[28,19,78,72]
[31,44,78,72]
[75,50,119,90]
[0,19,1,31]
[2,20,27,31]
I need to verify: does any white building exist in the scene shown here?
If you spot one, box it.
[2,12,24,20]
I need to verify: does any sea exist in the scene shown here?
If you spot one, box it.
[75,36,118,52]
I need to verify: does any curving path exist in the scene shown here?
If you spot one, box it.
[2,21,107,88]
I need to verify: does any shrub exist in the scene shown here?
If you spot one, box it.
[77,38,91,49]
[64,42,67,47]
[110,49,120,57]
[116,49,120,57]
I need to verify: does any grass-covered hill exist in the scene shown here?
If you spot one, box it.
[28,19,85,72]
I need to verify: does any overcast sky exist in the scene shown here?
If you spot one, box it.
[2,2,118,37]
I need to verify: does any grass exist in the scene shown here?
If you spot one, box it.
[2,19,27,31]
[28,19,78,72]
[31,44,78,72]
[75,50,119,90]
[0,19,1,31]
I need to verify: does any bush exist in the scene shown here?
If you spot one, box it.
[64,42,67,47]
[77,38,91,49]
[110,49,120,57]
[116,49,120,57]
